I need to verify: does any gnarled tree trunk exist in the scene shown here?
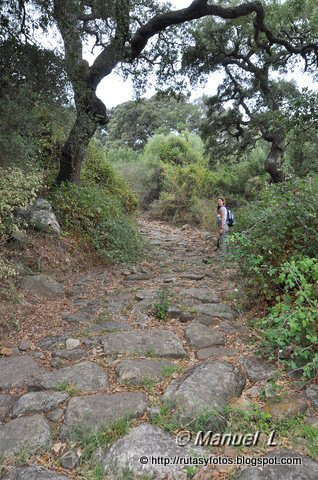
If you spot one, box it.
[56,90,107,184]
[263,132,285,183]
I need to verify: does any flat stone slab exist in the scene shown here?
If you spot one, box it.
[135,289,157,301]
[34,362,109,393]
[1,467,70,479]
[194,303,236,324]
[85,321,131,335]
[21,275,64,298]
[116,359,174,385]
[62,312,92,324]
[163,360,246,423]
[125,273,150,281]
[51,349,88,361]
[12,391,69,417]
[196,346,237,360]
[180,272,205,280]
[219,320,248,334]
[102,330,187,358]
[185,322,226,348]
[99,423,203,479]
[179,287,218,304]
[235,450,318,479]
[0,415,51,459]
[62,392,147,439]
[239,356,277,383]
[0,356,44,390]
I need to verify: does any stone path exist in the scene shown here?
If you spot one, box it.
[0,218,317,479]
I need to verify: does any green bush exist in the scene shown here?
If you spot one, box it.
[230,175,318,289]
[50,183,142,263]
[144,132,205,166]
[0,166,43,236]
[82,140,138,213]
[255,256,318,379]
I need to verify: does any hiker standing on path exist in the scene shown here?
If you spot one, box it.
[217,197,230,256]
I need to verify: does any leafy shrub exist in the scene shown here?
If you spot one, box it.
[50,183,142,263]
[152,162,242,225]
[230,176,318,289]
[114,156,163,209]
[255,256,318,379]
[144,132,205,166]
[82,140,138,213]
[0,166,43,236]
[105,146,140,164]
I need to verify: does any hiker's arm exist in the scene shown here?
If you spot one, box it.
[220,208,226,232]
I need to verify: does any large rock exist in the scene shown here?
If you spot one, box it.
[0,467,70,479]
[34,362,109,393]
[234,450,318,479]
[0,415,51,458]
[194,303,235,325]
[185,322,226,348]
[102,330,187,358]
[29,210,60,234]
[99,423,203,479]
[116,359,174,385]
[239,356,277,383]
[0,356,44,390]
[12,391,69,417]
[18,198,60,234]
[178,288,219,304]
[21,275,64,299]
[62,392,147,439]
[163,360,245,423]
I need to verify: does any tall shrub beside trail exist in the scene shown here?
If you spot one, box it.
[50,140,142,263]
[231,176,318,288]
[231,175,318,379]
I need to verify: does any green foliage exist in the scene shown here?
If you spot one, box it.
[50,182,142,263]
[77,416,131,479]
[0,166,43,236]
[231,176,318,379]
[150,402,182,433]
[105,93,203,151]
[153,289,173,320]
[255,256,318,379]
[226,404,318,457]
[231,176,318,285]
[49,139,142,263]
[82,140,138,213]
[144,133,205,166]
[0,39,71,170]
[55,382,82,396]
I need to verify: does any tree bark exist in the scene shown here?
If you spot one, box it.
[56,88,107,184]
[264,137,285,183]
